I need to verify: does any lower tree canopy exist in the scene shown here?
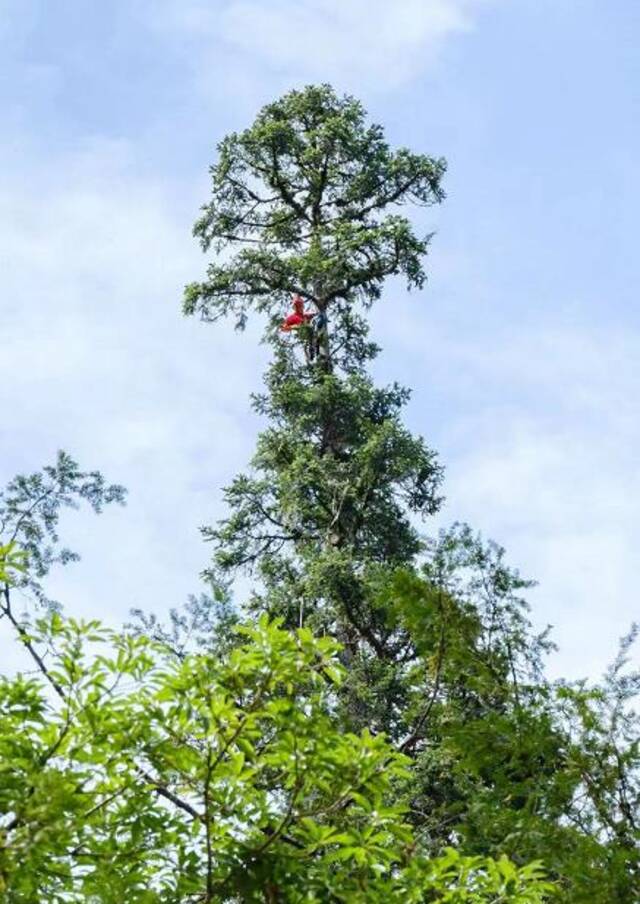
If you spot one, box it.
[1,600,553,902]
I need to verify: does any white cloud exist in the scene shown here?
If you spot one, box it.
[0,136,264,655]
[156,0,495,90]
[376,304,640,680]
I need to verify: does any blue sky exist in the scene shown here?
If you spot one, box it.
[1,0,639,679]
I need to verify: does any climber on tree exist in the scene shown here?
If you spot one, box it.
[280,295,315,332]
[280,295,329,364]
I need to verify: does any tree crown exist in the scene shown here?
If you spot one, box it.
[184,84,446,333]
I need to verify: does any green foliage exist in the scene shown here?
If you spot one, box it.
[207,354,442,619]
[0,609,553,902]
[184,83,445,329]
[0,541,27,585]
[0,450,125,605]
[552,625,640,900]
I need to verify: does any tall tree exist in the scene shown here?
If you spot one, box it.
[186,83,446,721]
[185,84,639,900]
[184,82,549,775]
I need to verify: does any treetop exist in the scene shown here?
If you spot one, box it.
[184,84,446,330]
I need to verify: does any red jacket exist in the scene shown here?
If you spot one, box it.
[281,295,314,331]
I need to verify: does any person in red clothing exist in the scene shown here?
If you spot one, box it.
[280,294,314,331]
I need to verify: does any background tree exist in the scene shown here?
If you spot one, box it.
[0,488,552,902]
